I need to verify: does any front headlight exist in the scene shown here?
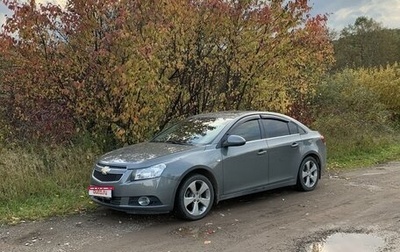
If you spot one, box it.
[132,163,166,181]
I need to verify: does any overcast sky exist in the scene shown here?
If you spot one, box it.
[1,0,400,32]
[309,0,400,31]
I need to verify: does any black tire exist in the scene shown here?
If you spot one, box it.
[175,174,214,221]
[297,156,320,191]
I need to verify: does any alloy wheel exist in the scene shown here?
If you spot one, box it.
[183,180,211,216]
[302,159,318,188]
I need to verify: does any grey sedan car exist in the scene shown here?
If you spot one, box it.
[89,111,326,220]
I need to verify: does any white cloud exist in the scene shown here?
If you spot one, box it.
[0,1,67,28]
[374,1,400,29]
[0,4,10,30]
[359,5,373,14]
[310,0,400,31]
[36,0,67,6]
[0,15,5,29]
[334,8,356,20]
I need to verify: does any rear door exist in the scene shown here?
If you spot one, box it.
[261,118,303,185]
[221,116,269,195]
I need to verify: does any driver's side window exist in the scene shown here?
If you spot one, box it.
[229,120,261,141]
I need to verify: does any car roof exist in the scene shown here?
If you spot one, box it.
[190,111,311,131]
[191,111,251,119]
[191,111,284,119]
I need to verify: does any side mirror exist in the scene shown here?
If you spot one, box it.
[223,135,246,147]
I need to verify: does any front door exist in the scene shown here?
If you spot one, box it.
[221,118,269,195]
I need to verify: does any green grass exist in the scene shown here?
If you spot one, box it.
[0,194,97,224]
[327,142,400,171]
[0,144,100,224]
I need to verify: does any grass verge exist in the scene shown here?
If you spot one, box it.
[0,144,100,224]
[327,142,400,171]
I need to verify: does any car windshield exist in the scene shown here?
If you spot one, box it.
[151,117,233,145]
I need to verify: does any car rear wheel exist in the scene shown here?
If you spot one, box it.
[297,156,319,191]
[175,174,214,220]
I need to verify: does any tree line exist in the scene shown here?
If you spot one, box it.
[333,16,400,71]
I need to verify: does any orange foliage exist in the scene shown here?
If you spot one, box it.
[0,0,334,143]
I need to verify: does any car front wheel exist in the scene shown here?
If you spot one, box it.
[297,156,319,191]
[175,174,214,220]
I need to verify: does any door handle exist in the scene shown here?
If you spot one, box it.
[258,150,267,155]
[291,142,299,148]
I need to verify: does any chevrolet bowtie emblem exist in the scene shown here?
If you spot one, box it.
[101,166,111,175]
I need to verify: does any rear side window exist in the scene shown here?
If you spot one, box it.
[288,121,299,134]
[299,127,307,134]
[229,120,261,141]
[261,119,290,138]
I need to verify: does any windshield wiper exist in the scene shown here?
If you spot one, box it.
[164,140,191,145]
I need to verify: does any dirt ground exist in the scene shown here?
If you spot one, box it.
[1,161,400,252]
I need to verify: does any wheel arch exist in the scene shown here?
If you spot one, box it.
[302,152,322,179]
[173,166,219,208]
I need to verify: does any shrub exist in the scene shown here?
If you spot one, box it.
[353,64,400,122]
[312,69,394,158]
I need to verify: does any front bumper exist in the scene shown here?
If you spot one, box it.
[89,168,178,214]
[90,196,172,214]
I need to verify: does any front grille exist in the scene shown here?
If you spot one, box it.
[94,196,122,205]
[93,170,123,182]
[97,163,126,169]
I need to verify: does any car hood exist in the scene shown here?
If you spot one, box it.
[98,142,199,167]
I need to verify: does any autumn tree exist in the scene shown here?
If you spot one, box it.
[1,0,173,142]
[0,0,74,141]
[154,0,334,127]
[0,0,334,144]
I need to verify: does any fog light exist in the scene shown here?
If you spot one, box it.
[138,196,150,206]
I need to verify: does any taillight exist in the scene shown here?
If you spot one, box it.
[320,135,326,145]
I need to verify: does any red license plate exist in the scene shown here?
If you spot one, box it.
[88,186,114,198]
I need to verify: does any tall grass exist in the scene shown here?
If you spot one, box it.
[0,143,100,223]
[315,124,400,169]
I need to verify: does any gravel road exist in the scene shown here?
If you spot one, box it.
[1,162,400,252]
